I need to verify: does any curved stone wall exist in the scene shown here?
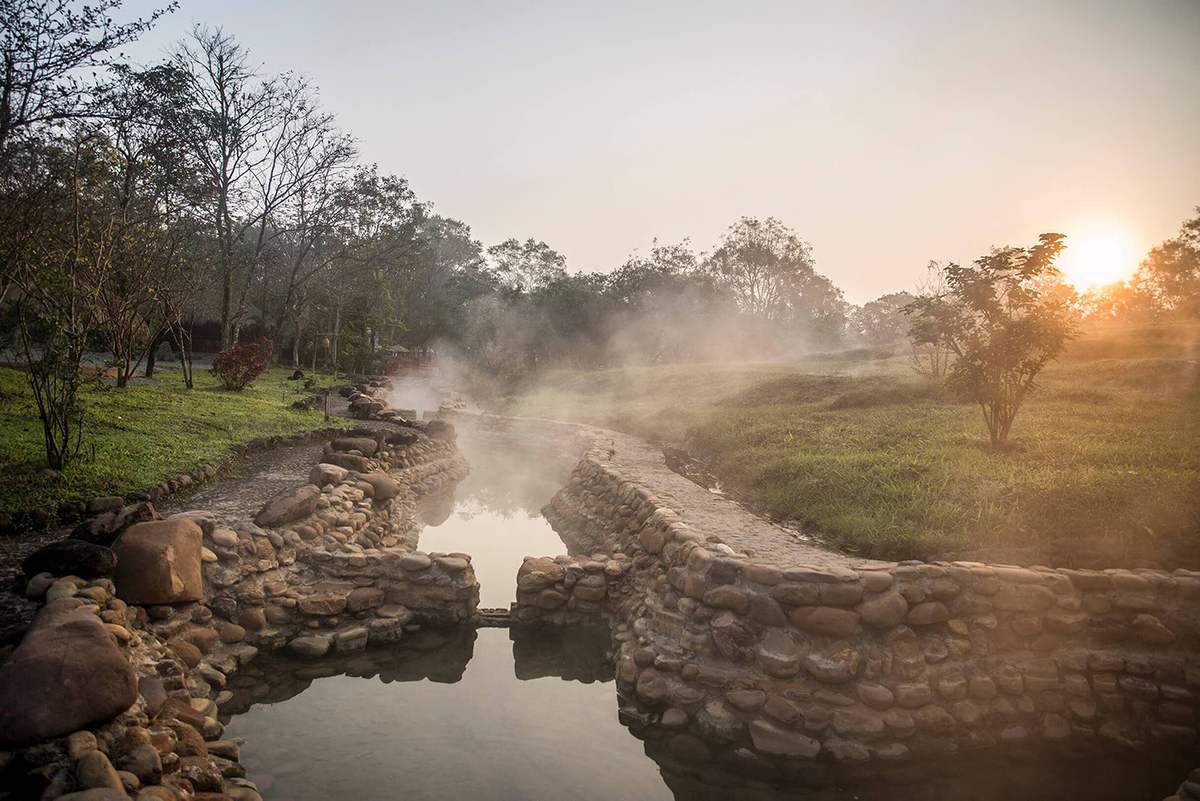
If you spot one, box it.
[528,415,1200,786]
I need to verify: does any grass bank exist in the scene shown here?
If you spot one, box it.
[0,366,350,516]
[505,324,1200,567]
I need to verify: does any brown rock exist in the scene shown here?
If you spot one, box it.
[254,484,321,527]
[0,601,138,746]
[308,463,349,486]
[906,601,950,626]
[346,587,385,612]
[858,591,908,628]
[789,606,861,637]
[359,471,401,500]
[113,518,204,605]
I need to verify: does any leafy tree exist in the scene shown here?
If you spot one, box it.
[486,237,567,293]
[705,216,846,346]
[1136,207,1200,316]
[850,292,915,345]
[907,234,1076,446]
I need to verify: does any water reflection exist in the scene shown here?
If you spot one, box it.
[224,627,672,801]
[415,427,575,608]
[224,627,1186,801]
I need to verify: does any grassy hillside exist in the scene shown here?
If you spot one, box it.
[0,366,349,516]
[505,324,1200,567]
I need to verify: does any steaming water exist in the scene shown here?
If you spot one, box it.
[222,413,1189,801]
[415,426,572,608]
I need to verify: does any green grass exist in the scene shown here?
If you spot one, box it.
[0,366,350,515]
[505,324,1200,567]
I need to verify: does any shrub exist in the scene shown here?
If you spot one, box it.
[211,338,273,391]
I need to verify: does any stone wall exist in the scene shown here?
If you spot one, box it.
[0,410,477,800]
[538,424,1200,786]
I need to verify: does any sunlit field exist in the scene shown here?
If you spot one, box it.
[507,323,1200,567]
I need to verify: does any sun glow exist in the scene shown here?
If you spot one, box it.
[1058,225,1140,291]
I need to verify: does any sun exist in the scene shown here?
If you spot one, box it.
[1057,225,1140,291]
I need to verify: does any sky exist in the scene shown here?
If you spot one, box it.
[122,0,1200,302]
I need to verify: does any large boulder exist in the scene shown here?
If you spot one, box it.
[0,600,138,746]
[254,484,321,527]
[112,518,204,605]
[331,436,378,456]
[22,539,117,579]
[359,471,401,500]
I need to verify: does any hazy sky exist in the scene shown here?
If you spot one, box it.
[124,0,1200,302]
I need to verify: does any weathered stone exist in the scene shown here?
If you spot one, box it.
[76,750,123,790]
[858,592,909,628]
[322,452,371,472]
[756,629,802,677]
[299,593,347,616]
[857,683,895,710]
[346,587,385,612]
[802,643,861,684]
[789,606,860,637]
[359,471,401,500]
[308,463,349,486]
[749,719,821,757]
[287,634,331,658]
[113,518,204,605]
[0,601,138,746]
[400,552,433,571]
[334,626,369,651]
[703,586,749,614]
[906,601,950,626]
[1133,614,1175,644]
[332,436,379,456]
[255,484,321,527]
[23,539,117,579]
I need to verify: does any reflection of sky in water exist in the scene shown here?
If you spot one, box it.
[418,498,566,608]
[416,429,574,608]
[226,629,673,801]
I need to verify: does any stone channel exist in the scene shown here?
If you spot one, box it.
[0,378,1198,801]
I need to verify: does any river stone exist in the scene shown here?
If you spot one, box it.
[113,518,204,605]
[802,643,861,683]
[749,719,821,757]
[22,539,117,579]
[400,552,433,571]
[0,601,138,746]
[359,471,401,500]
[298,593,347,616]
[346,587,385,612]
[517,557,565,590]
[76,750,123,790]
[906,601,950,626]
[789,606,861,637]
[255,484,321,527]
[309,463,349,487]
[322,452,371,472]
[858,591,909,628]
[756,629,802,677]
[287,634,331,658]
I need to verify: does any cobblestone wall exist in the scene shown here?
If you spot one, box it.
[541,427,1200,785]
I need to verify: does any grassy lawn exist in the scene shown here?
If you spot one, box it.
[0,366,350,516]
[505,325,1200,567]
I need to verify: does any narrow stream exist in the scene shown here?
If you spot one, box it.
[220,386,1189,801]
[414,426,570,608]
